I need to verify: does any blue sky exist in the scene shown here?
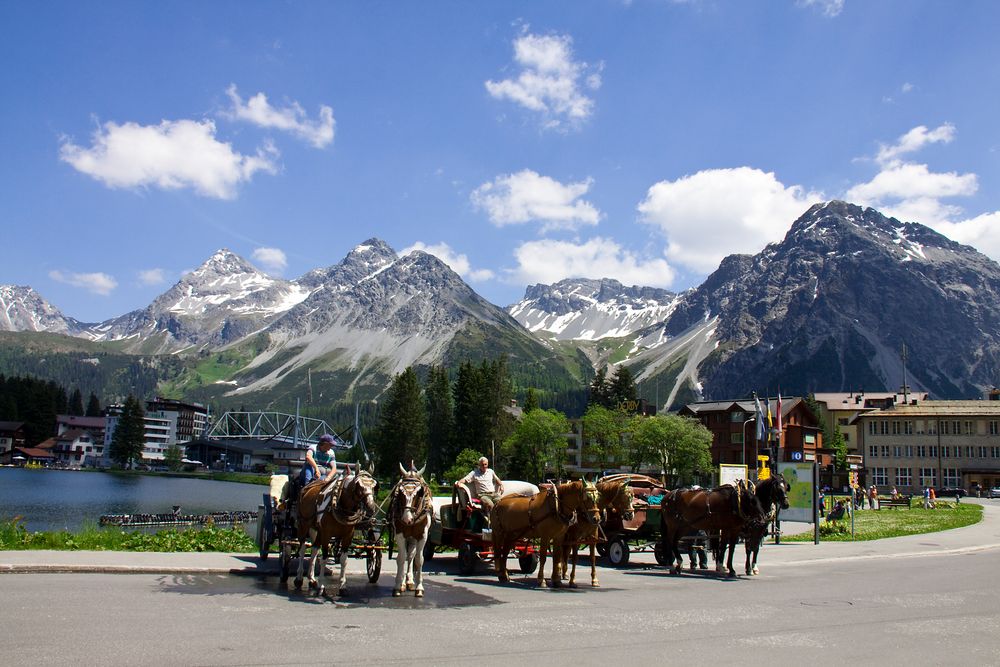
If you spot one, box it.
[3,1,999,322]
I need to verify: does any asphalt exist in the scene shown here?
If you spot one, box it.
[2,499,998,576]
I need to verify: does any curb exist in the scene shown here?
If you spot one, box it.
[0,564,277,576]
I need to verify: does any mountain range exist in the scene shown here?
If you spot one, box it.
[3,200,999,410]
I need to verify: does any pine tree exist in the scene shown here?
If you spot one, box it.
[68,388,85,416]
[609,365,637,407]
[375,368,427,477]
[85,393,102,417]
[110,395,146,469]
[425,365,454,478]
[588,368,611,408]
[523,387,540,413]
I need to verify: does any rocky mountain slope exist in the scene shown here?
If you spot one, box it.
[0,285,88,336]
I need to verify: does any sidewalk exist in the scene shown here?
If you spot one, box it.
[2,503,998,575]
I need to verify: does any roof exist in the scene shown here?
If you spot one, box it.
[814,392,931,410]
[57,428,93,442]
[13,447,56,459]
[56,415,106,429]
[0,421,25,431]
[854,400,1000,418]
[682,397,805,418]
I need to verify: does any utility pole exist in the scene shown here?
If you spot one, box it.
[901,342,909,404]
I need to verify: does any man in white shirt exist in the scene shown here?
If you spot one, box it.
[456,456,504,518]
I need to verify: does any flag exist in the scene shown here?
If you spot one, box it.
[776,392,783,439]
[754,393,766,441]
[765,397,774,441]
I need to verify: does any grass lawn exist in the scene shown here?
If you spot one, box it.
[784,500,983,541]
[0,518,257,552]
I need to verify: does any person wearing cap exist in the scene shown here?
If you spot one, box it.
[300,434,338,487]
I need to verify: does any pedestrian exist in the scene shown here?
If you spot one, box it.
[855,486,864,510]
[923,486,931,509]
[868,485,877,510]
[955,490,961,505]
[929,486,937,509]
[818,489,826,518]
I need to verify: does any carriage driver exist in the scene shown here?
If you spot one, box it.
[456,457,505,523]
[299,434,338,487]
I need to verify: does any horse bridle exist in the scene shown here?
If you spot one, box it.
[391,477,431,525]
[333,472,378,524]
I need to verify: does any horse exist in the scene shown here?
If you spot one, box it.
[388,463,432,597]
[660,479,764,578]
[559,477,635,587]
[742,474,789,576]
[491,480,601,588]
[294,465,379,596]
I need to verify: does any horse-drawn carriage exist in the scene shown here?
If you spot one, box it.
[596,474,674,566]
[423,480,540,576]
[256,471,386,588]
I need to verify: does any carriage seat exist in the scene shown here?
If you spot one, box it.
[269,474,290,508]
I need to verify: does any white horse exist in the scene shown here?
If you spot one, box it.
[389,463,433,597]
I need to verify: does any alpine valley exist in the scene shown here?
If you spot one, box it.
[3,201,999,413]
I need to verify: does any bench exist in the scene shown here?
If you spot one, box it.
[878,495,912,509]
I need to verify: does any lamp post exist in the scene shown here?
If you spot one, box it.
[742,417,757,467]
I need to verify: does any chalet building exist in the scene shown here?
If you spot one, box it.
[51,428,103,467]
[56,415,107,444]
[854,398,1000,494]
[813,390,930,461]
[0,421,26,459]
[678,397,824,471]
[103,398,210,466]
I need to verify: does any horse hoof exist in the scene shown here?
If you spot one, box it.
[568,582,577,589]
[405,582,414,591]
[392,589,401,597]
[293,578,303,589]
[591,581,600,588]
[415,590,424,598]
[538,580,548,589]
[752,567,759,575]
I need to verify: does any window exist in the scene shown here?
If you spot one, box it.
[964,421,974,435]
[892,421,901,435]
[940,421,950,435]
[905,445,914,457]
[893,446,902,457]
[952,421,961,435]
[869,446,878,458]
[920,468,937,487]
[843,433,850,442]
[993,447,1000,459]
[730,433,744,444]
[730,412,746,423]
[979,447,988,458]
[927,421,936,435]
[868,421,877,435]
[942,468,960,487]
[880,420,889,435]
[838,417,848,426]
[872,467,888,486]
[916,446,926,458]
[904,421,914,435]
[929,446,938,457]
[942,446,950,458]
[881,445,890,457]
[895,467,912,487]
[991,421,999,436]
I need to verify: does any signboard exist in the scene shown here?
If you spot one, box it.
[791,451,803,461]
[756,455,770,480]
[719,463,748,486]
[777,462,814,522]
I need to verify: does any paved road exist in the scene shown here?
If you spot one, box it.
[2,502,1000,666]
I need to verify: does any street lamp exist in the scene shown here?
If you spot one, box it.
[742,417,757,467]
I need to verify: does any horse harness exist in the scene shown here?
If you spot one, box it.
[389,476,432,529]
[667,480,756,529]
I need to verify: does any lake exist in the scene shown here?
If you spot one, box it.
[0,468,267,533]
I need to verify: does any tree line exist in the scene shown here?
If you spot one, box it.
[0,375,102,446]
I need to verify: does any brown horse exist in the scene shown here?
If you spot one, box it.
[559,477,635,587]
[491,480,600,588]
[660,480,764,578]
[294,466,379,596]
[388,463,432,597]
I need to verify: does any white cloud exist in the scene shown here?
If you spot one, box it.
[637,167,823,273]
[935,211,1000,260]
[137,268,167,286]
[471,169,601,232]
[901,82,915,93]
[60,119,277,199]
[402,242,495,282]
[49,270,117,296]
[251,247,288,275]
[225,84,335,149]
[875,123,955,166]
[508,237,675,287]
[485,30,601,130]
[797,0,844,17]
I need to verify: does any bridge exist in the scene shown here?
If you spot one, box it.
[204,411,347,448]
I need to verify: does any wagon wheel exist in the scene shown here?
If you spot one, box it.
[653,540,669,566]
[257,501,273,561]
[365,528,382,583]
[458,542,477,575]
[606,537,630,566]
[279,541,293,583]
[596,542,609,558]
[518,552,539,574]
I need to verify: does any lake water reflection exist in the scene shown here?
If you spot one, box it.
[0,468,266,533]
